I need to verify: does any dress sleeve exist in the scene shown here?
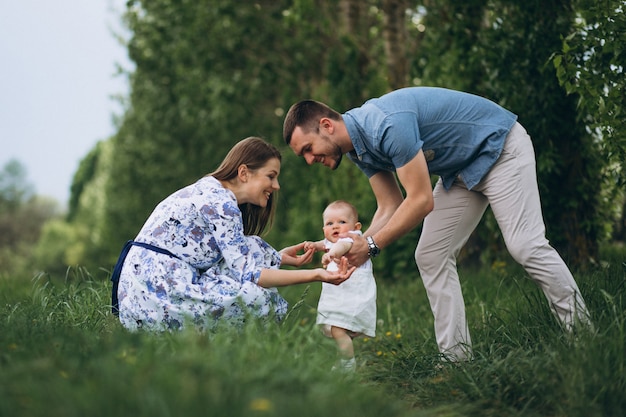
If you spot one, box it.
[200,190,280,285]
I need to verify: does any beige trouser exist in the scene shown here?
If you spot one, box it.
[415,122,590,361]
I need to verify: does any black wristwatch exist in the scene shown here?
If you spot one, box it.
[366,236,381,258]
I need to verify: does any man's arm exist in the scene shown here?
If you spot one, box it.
[373,149,434,248]
[366,171,404,236]
[346,150,434,267]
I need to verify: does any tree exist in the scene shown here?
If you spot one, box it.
[382,0,410,89]
[0,160,60,274]
[65,0,623,276]
[412,0,607,267]
[36,140,115,271]
[554,0,626,242]
[0,159,34,211]
[92,0,388,267]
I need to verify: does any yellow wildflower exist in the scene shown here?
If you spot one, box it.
[249,398,273,412]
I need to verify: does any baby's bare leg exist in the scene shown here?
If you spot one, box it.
[331,326,354,359]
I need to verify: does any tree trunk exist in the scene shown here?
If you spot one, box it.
[382,0,409,89]
[339,0,363,34]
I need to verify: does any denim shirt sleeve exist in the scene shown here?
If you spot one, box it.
[344,107,422,177]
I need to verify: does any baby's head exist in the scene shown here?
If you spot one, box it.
[322,200,361,243]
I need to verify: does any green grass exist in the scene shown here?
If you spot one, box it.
[1,255,625,417]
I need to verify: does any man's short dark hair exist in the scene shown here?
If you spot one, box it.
[283,100,341,144]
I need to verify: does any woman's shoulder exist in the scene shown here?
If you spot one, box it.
[181,176,232,199]
[196,175,220,189]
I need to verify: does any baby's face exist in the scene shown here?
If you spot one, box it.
[322,206,357,243]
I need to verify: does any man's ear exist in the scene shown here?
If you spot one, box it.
[354,222,362,231]
[320,117,334,134]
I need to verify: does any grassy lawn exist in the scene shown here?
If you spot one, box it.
[1,251,624,417]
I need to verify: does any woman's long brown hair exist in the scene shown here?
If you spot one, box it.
[208,137,281,236]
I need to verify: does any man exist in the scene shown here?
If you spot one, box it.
[283,86,590,361]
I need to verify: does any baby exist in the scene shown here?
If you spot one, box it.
[305,200,377,371]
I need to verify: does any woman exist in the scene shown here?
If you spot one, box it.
[111,137,354,331]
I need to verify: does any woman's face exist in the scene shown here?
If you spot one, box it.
[243,157,281,207]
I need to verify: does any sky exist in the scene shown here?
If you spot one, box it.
[0,0,132,208]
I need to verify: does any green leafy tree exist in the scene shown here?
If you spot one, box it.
[66,0,623,276]
[554,0,626,242]
[412,0,606,267]
[91,0,388,268]
[97,0,301,263]
[34,140,115,272]
[0,159,34,211]
[0,160,60,274]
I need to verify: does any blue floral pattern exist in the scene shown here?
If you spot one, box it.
[117,176,287,331]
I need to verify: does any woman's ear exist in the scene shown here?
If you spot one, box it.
[238,164,248,182]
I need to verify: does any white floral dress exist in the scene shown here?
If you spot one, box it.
[117,176,287,331]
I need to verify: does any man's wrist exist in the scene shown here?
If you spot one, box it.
[366,236,381,258]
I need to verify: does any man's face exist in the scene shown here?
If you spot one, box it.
[289,126,343,170]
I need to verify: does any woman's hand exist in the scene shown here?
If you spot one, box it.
[279,242,315,267]
[318,257,356,285]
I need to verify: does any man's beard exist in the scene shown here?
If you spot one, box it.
[319,132,344,170]
[330,142,343,170]
[332,152,343,170]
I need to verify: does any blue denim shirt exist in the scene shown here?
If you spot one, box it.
[343,87,518,190]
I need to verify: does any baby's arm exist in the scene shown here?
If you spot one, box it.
[322,240,353,266]
[303,240,326,253]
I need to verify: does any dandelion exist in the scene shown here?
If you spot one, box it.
[395,333,402,339]
[491,260,507,275]
[385,331,392,337]
[363,337,369,342]
[117,349,137,365]
[249,397,273,412]
[377,351,383,356]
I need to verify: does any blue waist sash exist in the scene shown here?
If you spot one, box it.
[110,240,180,316]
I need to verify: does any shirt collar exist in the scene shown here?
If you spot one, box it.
[343,112,366,161]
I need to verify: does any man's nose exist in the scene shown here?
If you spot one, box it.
[304,153,315,165]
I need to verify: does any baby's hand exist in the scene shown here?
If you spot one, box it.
[321,252,333,268]
[320,257,355,285]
